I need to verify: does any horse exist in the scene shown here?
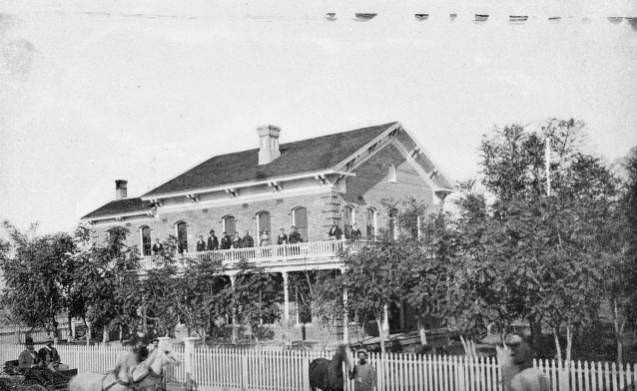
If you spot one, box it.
[308,344,354,391]
[68,343,179,391]
[496,345,550,391]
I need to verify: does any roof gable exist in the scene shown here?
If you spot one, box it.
[142,122,397,198]
[81,197,153,220]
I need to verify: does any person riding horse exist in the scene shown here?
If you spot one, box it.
[113,334,150,385]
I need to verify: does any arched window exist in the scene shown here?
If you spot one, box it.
[140,226,151,256]
[388,208,398,240]
[366,208,378,239]
[388,164,397,183]
[343,205,355,239]
[256,211,271,243]
[292,207,308,241]
[222,215,236,236]
[176,222,188,253]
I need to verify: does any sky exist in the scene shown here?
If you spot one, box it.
[0,0,636,235]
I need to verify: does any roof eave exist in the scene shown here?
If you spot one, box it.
[81,209,155,223]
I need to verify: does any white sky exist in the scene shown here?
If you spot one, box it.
[1,0,636,235]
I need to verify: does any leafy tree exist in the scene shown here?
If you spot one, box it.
[0,221,75,336]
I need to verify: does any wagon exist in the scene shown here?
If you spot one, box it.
[0,361,78,391]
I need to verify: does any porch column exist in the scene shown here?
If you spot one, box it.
[343,287,349,343]
[282,271,290,324]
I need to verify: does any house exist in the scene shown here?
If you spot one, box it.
[81,121,454,339]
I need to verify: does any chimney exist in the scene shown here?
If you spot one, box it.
[115,179,128,200]
[257,125,281,165]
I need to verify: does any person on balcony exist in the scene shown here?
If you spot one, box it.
[242,231,254,248]
[232,233,243,248]
[196,235,206,252]
[328,222,343,240]
[152,238,163,255]
[288,226,303,244]
[220,232,232,249]
[350,223,362,241]
[259,230,271,246]
[276,228,288,245]
[207,230,219,251]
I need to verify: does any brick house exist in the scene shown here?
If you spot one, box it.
[81,121,453,340]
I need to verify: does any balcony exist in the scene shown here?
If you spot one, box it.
[140,239,369,273]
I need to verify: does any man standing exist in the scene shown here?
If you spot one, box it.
[152,238,163,255]
[206,230,219,251]
[328,221,343,240]
[350,223,362,241]
[242,230,254,248]
[276,228,288,245]
[350,350,376,391]
[288,226,303,244]
[220,232,232,249]
[196,235,206,252]
[18,336,42,369]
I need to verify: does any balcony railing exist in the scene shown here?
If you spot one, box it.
[140,239,370,271]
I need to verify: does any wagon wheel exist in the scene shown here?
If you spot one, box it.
[24,384,47,391]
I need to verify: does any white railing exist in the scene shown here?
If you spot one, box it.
[140,239,370,271]
[3,343,635,391]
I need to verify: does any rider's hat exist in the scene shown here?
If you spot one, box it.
[504,333,523,347]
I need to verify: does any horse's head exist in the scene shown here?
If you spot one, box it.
[146,343,180,376]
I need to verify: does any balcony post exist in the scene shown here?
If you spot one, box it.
[282,271,289,324]
[343,286,349,343]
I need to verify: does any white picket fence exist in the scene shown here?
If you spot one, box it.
[0,329,71,345]
[1,343,635,391]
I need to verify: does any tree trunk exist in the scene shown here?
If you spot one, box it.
[376,318,386,354]
[102,327,109,343]
[565,324,572,363]
[68,313,73,340]
[86,322,92,346]
[528,317,542,352]
[613,299,626,364]
[553,327,562,362]
[417,319,427,345]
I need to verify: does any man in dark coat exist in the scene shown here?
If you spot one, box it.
[288,226,303,244]
[328,222,343,240]
[242,231,254,248]
[220,232,232,249]
[195,235,206,252]
[276,228,288,245]
[151,238,163,255]
[18,336,41,369]
[350,223,362,241]
[38,337,64,371]
[206,230,219,251]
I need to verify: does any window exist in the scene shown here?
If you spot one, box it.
[366,208,377,239]
[256,211,271,242]
[222,215,236,236]
[388,164,397,183]
[140,226,151,256]
[292,207,308,241]
[343,206,354,239]
[388,208,398,240]
[176,222,188,253]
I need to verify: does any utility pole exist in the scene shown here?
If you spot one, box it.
[545,136,551,196]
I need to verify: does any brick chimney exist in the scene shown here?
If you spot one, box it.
[257,125,281,165]
[115,179,128,200]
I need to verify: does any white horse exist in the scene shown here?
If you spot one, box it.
[497,345,551,391]
[69,344,179,391]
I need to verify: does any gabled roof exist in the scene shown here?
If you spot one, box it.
[142,122,396,198]
[82,197,154,220]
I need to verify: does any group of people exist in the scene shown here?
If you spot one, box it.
[18,336,66,372]
[328,222,362,241]
[152,226,306,255]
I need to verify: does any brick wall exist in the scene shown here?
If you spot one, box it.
[88,142,436,251]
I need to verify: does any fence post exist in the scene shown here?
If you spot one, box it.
[457,356,466,391]
[302,357,310,391]
[183,337,199,390]
[241,354,248,391]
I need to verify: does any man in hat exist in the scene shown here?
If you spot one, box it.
[206,230,219,251]
[18,336,42,369]
[505,333,533,371]
[349,349,376,391]
[38,337,65,371]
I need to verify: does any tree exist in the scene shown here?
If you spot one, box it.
[0,221,75,336]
